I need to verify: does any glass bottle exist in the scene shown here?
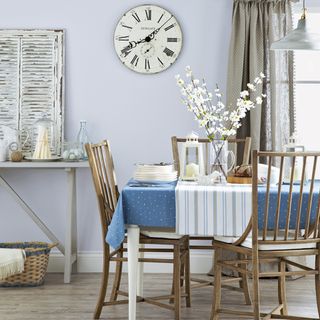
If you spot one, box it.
[77,120,90,160]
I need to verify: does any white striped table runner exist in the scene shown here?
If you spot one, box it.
[175,181,252,237]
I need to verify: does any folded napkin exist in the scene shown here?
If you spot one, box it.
[0,248,26,280]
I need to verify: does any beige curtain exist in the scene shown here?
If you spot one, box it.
[227,0,295,157]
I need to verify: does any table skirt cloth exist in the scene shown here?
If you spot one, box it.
[107,180,320,249]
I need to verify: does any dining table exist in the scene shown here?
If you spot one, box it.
[106,179,318,320]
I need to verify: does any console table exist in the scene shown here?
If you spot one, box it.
[0,161,89,283]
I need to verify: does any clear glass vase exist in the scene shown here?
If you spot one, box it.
[210,140,235,183]
[76,120,90,160]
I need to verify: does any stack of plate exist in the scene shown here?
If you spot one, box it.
[133,163,178,182]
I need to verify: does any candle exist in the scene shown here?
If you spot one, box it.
[186,162,200,178]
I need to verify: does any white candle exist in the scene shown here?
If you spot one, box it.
[186,162,200,178]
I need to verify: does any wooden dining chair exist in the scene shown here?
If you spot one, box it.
[171,136,252,304]
[211,150,320,320]
[86,140,191,320]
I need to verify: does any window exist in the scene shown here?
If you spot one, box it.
[293,5,320,152]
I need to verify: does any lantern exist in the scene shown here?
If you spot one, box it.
[283,133,307,184]
[180,133,205,181]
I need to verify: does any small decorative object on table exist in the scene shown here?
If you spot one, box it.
[283,133,307,184]
[227,164,252,184]
[77,120,90,160]
[62,142,84,161]
[30,113,59,160]
[179,132,205,181]
[0,139,7,162]
[175,66,265,183]
[0,242,57,287]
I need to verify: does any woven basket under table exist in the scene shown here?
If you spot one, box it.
[0,242,57,287]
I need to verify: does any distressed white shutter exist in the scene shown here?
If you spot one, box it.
[0,30,64,155]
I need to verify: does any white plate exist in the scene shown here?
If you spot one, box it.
[25,156,62,162]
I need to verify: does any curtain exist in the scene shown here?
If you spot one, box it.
[227,0,295,158]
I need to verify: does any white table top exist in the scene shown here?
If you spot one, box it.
[0,161,89,169]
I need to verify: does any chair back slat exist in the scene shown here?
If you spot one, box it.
[315,194,320,238]
[250,151,320,247]
[294,156,307,240]
[262,156,272,241]
[86,141,119,226]
[171,136,252,176]
[284,156,296,240]
[305,156,318,238]
[273,156,284,240]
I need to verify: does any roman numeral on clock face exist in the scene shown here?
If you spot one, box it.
[164,24,175,32]
[130,54,139,67]
[117,35,129,42]
[157,57,164,67]
[121,24,132,30]
[132,12,141,22]
[145,59,150,70]
[157,13,164,23]
[145,9,152,20]
[163,47,174,57]
[167,38,178,42]
[121,47,131,57]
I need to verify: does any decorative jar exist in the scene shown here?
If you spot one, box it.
[62,142,84,161]
[31,113,58,159]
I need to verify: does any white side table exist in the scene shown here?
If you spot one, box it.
[0,161,89,283]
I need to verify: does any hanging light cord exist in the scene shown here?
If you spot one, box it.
[301,0,307,19]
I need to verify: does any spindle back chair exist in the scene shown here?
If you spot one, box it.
[211,150,320,320]
[86,141,191,320]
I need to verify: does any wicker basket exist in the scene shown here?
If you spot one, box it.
[0,242,57,287]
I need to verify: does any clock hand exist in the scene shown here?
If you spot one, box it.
[121,15,173,55]
[144,15,173,42]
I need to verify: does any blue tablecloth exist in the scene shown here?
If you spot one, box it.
[106,180,320,249]
[106,180,177,249]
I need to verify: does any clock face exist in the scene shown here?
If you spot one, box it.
[114,5,183,74]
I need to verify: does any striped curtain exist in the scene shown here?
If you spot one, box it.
[227,0,295,158]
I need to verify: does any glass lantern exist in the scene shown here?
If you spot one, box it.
[283,133,307,184]
[31,113,58,160]
[180,132,205,181]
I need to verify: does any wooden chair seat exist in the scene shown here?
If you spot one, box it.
[141,230,183,239]
[214,235,317,250]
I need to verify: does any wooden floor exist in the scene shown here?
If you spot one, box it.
[0,273,318,319]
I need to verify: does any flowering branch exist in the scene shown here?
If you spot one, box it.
[175,66,266,141]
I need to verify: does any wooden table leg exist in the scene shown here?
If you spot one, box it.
[127,225,140,320]
[137,244,144,297]
[0,174,64,253]
[64,168,77,284]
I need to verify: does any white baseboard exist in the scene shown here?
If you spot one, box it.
[47,251,213,274]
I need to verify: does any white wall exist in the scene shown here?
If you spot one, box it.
[0,0,233,256]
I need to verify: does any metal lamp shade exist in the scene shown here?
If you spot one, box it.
[271,18,320,51]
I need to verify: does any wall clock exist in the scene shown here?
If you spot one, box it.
[114,4,183,74]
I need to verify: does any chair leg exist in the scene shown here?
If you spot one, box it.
[239,253,252,305]
[94,249,110,319]
[110,247,123,302]
[210,248,222,320]
[252,249,260,320]
[278,259,288,315]
[185,247,191,307]
[316,248,320,317]
[173,243,181,320]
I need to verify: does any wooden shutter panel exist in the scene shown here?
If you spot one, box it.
[0,30,64,155]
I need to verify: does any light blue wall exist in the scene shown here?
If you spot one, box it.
[0,0,233,252]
